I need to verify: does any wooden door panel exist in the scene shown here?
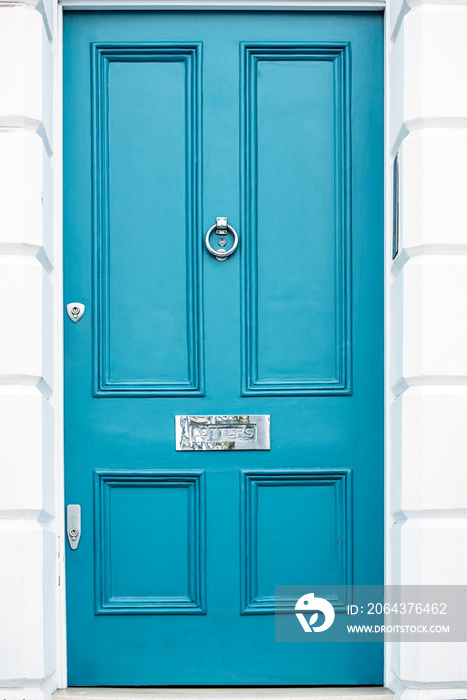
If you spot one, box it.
[64,10,383,685]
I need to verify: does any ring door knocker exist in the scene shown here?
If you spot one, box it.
[205,217,239,262]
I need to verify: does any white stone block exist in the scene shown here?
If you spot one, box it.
[0,7,53,144]
[0,130,53,264]
[392,519,467,585]
[0,259,53,390]
[0,527,56,681]
[0,388,54,519]
[394,642,467,686]
[392,686,467,700]
[391,517,467,687]
[0,682,57,700]
[391,257,467,392]
[399,129,467,253]
[390,5,467,147]
[391,387,467,515]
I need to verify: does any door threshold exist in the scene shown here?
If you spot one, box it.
[54,688,393,700]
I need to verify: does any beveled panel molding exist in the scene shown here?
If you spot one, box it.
[240,469,353,614]
[94,470,206,614]
[241,44,351,396]
[92,44,204,396]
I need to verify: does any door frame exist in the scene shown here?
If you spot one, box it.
[56,0,389,688]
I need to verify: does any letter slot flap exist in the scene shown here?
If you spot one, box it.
[175,415,270,451]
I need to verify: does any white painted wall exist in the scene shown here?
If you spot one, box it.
[0,0,466,698]
[387,1,467,698]
[0,1,65,698]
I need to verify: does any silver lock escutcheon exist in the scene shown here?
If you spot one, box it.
[66,302,85,323]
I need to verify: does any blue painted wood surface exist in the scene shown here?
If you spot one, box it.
[64,10,383,685]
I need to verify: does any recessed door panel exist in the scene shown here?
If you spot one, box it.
[94,471,205,614]
[241,470,352,614]
[93,45,203,395]
[242,46,350,394]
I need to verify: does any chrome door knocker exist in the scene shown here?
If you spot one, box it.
[205,217,239,261]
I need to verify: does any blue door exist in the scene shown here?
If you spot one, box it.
[64,10,383,686]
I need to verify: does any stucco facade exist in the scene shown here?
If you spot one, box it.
[0,0,467,697]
